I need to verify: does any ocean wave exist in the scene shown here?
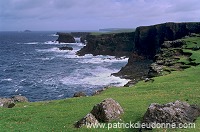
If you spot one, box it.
[43,41,84,46]
[61,53,128,63]
[24,42,39,44]
[67,43,85,46]
[1,78,12,82]
[60,67,129,87]
[36,57,55,61]
[79,56,128,64]
[36,47,69,53]
[44,41,59,44]
[49,34,59,37]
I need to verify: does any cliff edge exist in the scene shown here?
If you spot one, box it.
[77,32,135,57]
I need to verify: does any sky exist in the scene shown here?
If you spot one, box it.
[0,0,200,31]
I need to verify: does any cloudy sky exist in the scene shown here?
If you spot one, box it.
[0,0,200,31]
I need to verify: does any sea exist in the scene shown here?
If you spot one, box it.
[0,31,129,102]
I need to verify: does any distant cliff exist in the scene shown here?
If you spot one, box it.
[56,32,75,43]
[77,32,135,57]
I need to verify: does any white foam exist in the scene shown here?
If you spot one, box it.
[36,47,69,53]
[24,42,39,44]
[49,34,59,37]
[60,67,129,87]
[36,57,55,61]
[58,94,64,97]
[44,41,59,45]
[1,78,12,81]
[80,56,128,64]
[67,43,85,46]
[44,41,70,45]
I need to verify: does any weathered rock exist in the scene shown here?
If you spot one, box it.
[73,92,86,97]
[113,58,153,81]
[162,40,185,48]
[56,33,75,43]
[133,22,200,59]
[59,46,73,50]
[142,100,200,128]
[119,22,200,80]
[148,63,163,77]
[11,95,28,103]
[70,32,90,38]
[0,98,15,108]
[77,32,134,57]
[74,113,99,128]
[92,87,109,96]
[91,98,124,122]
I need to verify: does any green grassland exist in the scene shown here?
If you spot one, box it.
[0,35,200,131]
[90,29,135,35]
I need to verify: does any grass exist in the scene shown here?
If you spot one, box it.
[90,29,135,35]
[0,35,200,131]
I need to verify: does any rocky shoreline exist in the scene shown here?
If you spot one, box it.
[55,22,200,87]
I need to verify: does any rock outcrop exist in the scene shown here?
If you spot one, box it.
[74,113,99,128]
[56,33,75,43]
[142,100,200,129]
[90,98,124,122]
[73,92,86,97]
[75,98,124,128]
[77,32,135,57]
[0,95,28,108]
[11,95,29,103]
[0,98,15,108]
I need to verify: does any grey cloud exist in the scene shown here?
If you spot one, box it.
[0,0,200,31]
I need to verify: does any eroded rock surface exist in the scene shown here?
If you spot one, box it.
[142,100,200,128]
[91,98,124,122]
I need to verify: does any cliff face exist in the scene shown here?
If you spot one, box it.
[118,22,200,82]
[77,32,135,57]
[133,22,200,59]
[56,33,75,43]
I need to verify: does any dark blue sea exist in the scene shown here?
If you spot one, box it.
[0,31,129,101]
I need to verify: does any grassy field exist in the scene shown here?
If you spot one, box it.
[90,29,135,35]
[0,35,200,131]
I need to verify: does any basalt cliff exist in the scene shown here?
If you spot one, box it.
[118,22,200,82]
[77,32,135,57]
[57,22,200,83]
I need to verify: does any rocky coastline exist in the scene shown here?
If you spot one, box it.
[55,22,200,86]
[1,22,200,131]
[77,32,135,57]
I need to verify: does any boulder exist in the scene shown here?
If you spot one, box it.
[142,100,200,128]
[0,98,15,108]
[11,95,28,103]
[74,113,99,128]
[59,46,73,50]
[91,98,124,122]
[73,92,86,97]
